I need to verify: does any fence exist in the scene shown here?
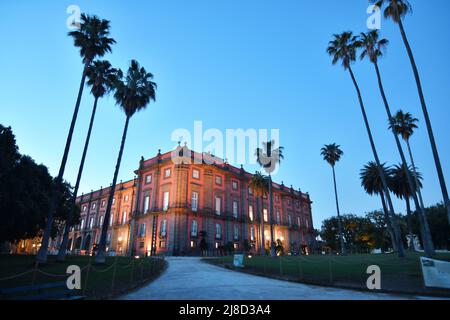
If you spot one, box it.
[0,255,166,299]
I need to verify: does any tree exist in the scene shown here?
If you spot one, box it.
[95,60,157,264]
[366,210,393,252]
[249,171,269,256]
[57,60,117,261]
[37,14,116,263]
[255,140,284,257]
[372,0,450,227]
[358,29,434,256]
[327,31,404,257]
[360,161,396,250]
[390,164,425,251]
[320,143,346,255]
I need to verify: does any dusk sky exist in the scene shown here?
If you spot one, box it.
[1,0,449,229]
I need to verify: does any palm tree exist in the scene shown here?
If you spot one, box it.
[327,32,404,257]
[249,171,269,256]
[255,140,284,257]
[36,14,116,263]
[321,144,346,255]
[372,0,450,227]
[358,30,434,256]
[360,161,397,250]
[95,60,156,264]
[57,60,117,261]
[390,111,424,209]
[390,164,423,251]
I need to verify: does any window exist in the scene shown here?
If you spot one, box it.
[192,169,200,179]
[109,214,113,226]
[215,223,222,240]
[297,216,301,227]
[80,219,85,230]
[250,226,255,241]
[287,199,291,206]
[144,195,150,213]
[124,194,129,202]
[191,220,198,237]
[101,200,106,208]
[263,208,268,222]
[163,191,170,211]
[145,174,152,184]
[191,192,198,212]
[276,210,281,224]
[275,195,279,202]
[112,198,115,205]
[232,181,238,190]
[107,232,111,244]
[248,205,254,221]
[306,218,309,229]
[215,176,222,185]
[89,217,94,229]
[234,243,239,249]
[139,241,145,249]
[248,187,253,195]
[92,203,96,210]
[288,214,292,226]
[99,215,104,227]
[159,241,166,248]
[122,211,127,225]
[164,168,171,178]
[160,219,167,237]
[233,200,238,218]
[82,205,87,212]
[215,197,221,215]
[233,225,239,240]
[190,240,196,248]
[140,223,146,238]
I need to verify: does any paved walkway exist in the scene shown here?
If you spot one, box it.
[119,257,433,300]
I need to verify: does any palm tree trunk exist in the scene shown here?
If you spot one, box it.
[259,196,265,256]
[380,191,397,251]
[57,97,100,261]
[347,65,404,258]
[405,198,414,251]
[332,165,346,255]
[36,61,90,264]
[268,175,276,257]
[406,139,426,210]
[373,62,434,257]
[398,19,450,227]
[96,115,131,264]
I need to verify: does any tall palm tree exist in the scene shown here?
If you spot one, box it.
[390,164,423,251]
[327,32,404,257]
[372,0,450,227]
[95,60,157,264]
[249,171,269,256]
[321,144,346,255]
[358,30,434,256]
[37,14,116,263]
[255,140,284,257]
[390,111,424,209]
[360,161,397,250]
[57,61,117,261]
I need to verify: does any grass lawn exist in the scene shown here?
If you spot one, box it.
[205,252,450,297]
[0,254,167,300]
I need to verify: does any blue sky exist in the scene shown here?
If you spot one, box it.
[1,0,449,229]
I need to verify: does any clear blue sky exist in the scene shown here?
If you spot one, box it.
[1,0,449,229]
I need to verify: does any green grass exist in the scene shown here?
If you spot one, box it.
[206,252,450,297]
[0,255,167,300]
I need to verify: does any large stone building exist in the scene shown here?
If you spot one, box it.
[66,148,314,256]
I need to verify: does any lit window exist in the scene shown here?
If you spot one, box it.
[112,198,115,205]
[297,216,301,227]
[190,240,196,248]
[248,187,253,195]
[250,226,255,241]
[276,210,281,225]
[215,197,221,215]
[234,225,239,240]
[122,211,127,224]
[215,176,222,185]
[80,219,85,230]
[233,201,238,218]
[92,203,96,210]
[232,181,238,190]
[145,174,152,184]
[215,223,222,240]
[140,223,146,237]
[82,205,87,212]
[249,205,254,221]
[164,168,171,178]
[144,195,150,213]
[263,208,268,222]
[99,215,104,227]
[101,200,106,207]
[191,220,198,237]
[192,169,200,179]
[109,214,113,226]
[234,243,239,249]
[89,217,94,229]
[192,192,198,212]
[160,241,166,248]
[288,214,292,226]
[124,194,129,202]
[163,191,170,211]
[160,219,167,237]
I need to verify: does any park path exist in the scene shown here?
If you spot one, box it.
[119,257,435,300]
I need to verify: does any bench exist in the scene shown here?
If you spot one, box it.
[0,281,85,300]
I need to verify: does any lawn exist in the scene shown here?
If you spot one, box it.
[205,252,450,297]
[0,254,167,300]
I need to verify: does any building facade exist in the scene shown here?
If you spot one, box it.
[66,148,314,256]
